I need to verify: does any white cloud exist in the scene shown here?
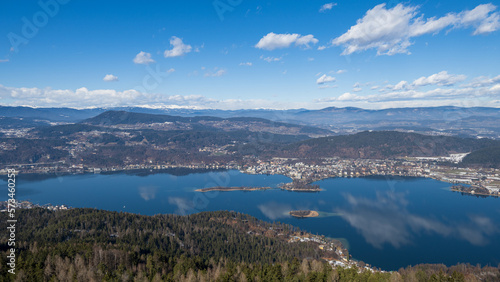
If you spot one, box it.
[412,71,466,87]
[1,80,500,110]
[336,69,347,74]
[204,68,226,77]
[0,85,147,108]
[164,36,192,57]
[319,3,337,13]
[239,62,253,66]
[461,4,500,34]
[394,80,409,90]
[491,84,500,93]
[463,75,500,87]
[103,74,118,82]
[195,43,204,53]
[332,3,500,55]
[133,51,155,65]
[338,92,360,101]
[255,32,318,50]
[316,74,336,84]
[352,82,362,92]
[2,71,500,110]
[318,84,338,89]
[381,71,466,91]
[260,55,283,62]
[0,84,225,109]
[167,68,175,73]
[324,85,498,103]
[314,71,500,108]
[0,59,9,63]
[317,45,327,50]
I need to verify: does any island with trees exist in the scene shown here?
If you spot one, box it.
[280,180,322,192]
[289,210,320,218]
[195,186,271,192]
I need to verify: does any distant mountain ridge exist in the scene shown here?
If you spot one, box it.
[2,105,500,139]
[82,110,332,137]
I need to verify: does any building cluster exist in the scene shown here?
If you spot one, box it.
[243,157,500,192]
[1,154,499,194]
[244,158,430,181]
[287,233,380,272]
[198,144,236,155]
[0,162,241,175]
[0,200,70,212]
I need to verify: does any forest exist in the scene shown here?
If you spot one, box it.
[461,145,500,168]
[1,209,500,281]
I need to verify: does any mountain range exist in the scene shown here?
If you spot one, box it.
[2,105,500,139]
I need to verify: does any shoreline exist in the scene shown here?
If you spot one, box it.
[289,210,320,218]
[451,186,499,197]
[195,186,271,192]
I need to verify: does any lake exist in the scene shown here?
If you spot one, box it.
[2,169,499,270]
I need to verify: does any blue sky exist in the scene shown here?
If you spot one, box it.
[0,0,499,109]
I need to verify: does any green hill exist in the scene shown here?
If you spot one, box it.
[281,131,500,159]
[1,208,497,281]
[82,111,331,136]
[462,145,500,168]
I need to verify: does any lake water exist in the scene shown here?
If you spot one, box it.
[2,169,499,270]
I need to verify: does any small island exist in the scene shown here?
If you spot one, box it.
[280,180,321,192]
[289,210,319,218]
[195,186,271,192]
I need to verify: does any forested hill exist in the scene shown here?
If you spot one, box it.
[280,131,500,159]
[0,209,340,281]
[462,145,500,168]
[1,209,498,281]
[82,110,331,136]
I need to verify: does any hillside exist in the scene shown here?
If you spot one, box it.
[3,106,500,139]
[1,208,497,281]
[280,131,500,159]
[82,111,331,137]
[0,209,341,281]
[462,145,500,168]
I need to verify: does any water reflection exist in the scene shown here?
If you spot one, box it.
[138,186,158,201]
[258,202,291,220]
[168,197,194,215]
[337,191,498,248]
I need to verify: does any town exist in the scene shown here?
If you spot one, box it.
[243,157,500,195]
[0,200,71,212]
[2,154,500,196]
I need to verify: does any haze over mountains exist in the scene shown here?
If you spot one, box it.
[2,105,500,139]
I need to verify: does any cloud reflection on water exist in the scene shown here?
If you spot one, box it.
[258,202,291,220]
[138,186,158,201]
[168,196,194,215]
[337,191,498,248]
